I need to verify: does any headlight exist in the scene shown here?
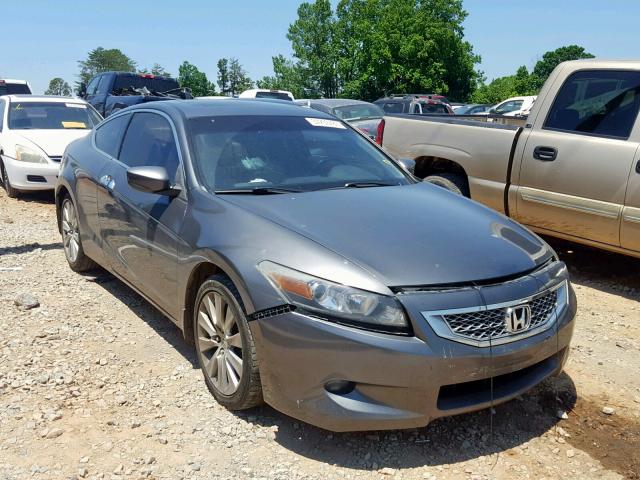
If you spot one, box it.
[258,261,409,333]
[15,145,48,164]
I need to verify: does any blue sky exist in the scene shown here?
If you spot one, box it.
[1,0,639,94]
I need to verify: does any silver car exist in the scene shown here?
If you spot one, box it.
[55,99,576,432]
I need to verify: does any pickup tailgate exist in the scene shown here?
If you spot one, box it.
[380,114,521,213]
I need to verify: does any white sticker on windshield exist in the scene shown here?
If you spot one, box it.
[65,103,87,109]
[305,117,346,129]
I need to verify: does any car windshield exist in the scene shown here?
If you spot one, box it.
[112,75,179,94]
[332,104,384,120]
[255,91,292,101]
[8,102,102,130]
[0,83,31,95]
[189,115,411,193]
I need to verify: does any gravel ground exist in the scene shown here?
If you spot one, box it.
[0,189,639,480]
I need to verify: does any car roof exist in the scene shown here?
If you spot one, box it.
[5,95,85,104]
[0,79,29,84]
[128,98,336,120]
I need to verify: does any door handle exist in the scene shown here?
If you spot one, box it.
[533,146,557,161]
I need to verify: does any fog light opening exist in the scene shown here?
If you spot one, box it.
[325,380,355,395]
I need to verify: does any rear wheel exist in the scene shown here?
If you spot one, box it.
[194,275,262,410]
[1,161,19,198]
[424,172,470,197]
[61,196,97,272]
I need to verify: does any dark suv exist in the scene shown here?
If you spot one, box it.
[78,72,192,117]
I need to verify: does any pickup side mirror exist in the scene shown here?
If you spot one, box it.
[397,157,416,175]
[489,107,497,114]
[77,83,87,99]
[127,166,180,197]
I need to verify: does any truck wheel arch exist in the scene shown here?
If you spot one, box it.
[413,156,470,196]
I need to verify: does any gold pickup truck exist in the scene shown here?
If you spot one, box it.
[378,59,640,258]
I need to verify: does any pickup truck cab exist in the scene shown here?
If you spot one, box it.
[374,95,454,115]
[379,60,640,258]
[0,79,32,95]
[489,95,537,116]
[79,72,192,117]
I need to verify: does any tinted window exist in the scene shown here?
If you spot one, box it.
[421,103,449,114]
[8,102,102,130]
[95,114,131,158]
[332,104,384,120]
[378,102,405,114]
[0,99,5,130]
[112,74,179,94]
[189,115,409,192]
[255,91,292,101]
[0,82,31,95]
[495,100,522,114]
[86,76,101,96]
[119,113,180,182]
[544,70,640,139]
[96,75,110,95]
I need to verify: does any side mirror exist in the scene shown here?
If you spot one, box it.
[127,166,180,197]
[77,83,87,98]
[489,108,496,114]
[397,158,416,175]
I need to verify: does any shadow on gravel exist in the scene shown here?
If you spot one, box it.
[85,270,198,369]
[241,373,577,470]
[9,190,56,204]
[544,236,640,302]
[0,241,62,256]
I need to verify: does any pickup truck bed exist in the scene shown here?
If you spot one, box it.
[379,59,640,259]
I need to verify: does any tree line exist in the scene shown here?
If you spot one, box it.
[45,1,595,104]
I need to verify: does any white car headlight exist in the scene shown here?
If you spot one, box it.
[258,261,409,333]
[15,145,48,164]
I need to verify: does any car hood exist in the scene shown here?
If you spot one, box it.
[220,183,553,287]
[13,130,91,156]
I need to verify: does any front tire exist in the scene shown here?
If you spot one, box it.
[424,172,470,197]
[194,275,262,410]
[1,161,19,198]
[61,196,97,272]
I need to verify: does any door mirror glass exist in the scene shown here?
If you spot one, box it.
[397,157,416,174]
[127,166,178,196]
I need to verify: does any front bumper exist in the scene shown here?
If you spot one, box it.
[2,155,60,191]
[250,262,576,432]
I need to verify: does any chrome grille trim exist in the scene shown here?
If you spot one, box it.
[421,280,568,348]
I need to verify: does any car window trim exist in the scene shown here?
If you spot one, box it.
[95,109,188,191]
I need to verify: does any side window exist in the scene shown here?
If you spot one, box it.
[95,114,131,158]
[119,113,180,182]
[0,99,5,130]
[544,70,640,139]
[412,103,422,114]
[380,102,404,114]
[96,75,110,96]
[86,76,101,96]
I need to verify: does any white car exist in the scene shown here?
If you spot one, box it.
[489,95,537,116]
[0,95,102,197]
[0,79,32,95]
[238,89,295,101]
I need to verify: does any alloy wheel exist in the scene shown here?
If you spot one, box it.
[61,199,81,263]
[196,291,244,396]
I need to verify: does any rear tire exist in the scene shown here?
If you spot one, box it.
[194,275,263,410]
[1,161,19,198]
[60,196,97,272]
[424,172,470,197]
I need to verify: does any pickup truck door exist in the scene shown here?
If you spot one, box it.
[515,69,640,247]
[86,74,110,117]
[621,150,640,252]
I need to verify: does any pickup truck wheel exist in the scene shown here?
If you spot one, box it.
[424,173,470,197]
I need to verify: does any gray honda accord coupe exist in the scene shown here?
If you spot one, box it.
[55,99,576,432]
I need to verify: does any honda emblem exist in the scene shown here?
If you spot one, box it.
[505,305,532,333]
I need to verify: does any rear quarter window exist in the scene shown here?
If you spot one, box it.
[94,114,131,158]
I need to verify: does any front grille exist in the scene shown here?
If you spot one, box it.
[49,156,62,163]
[443,289,557,342]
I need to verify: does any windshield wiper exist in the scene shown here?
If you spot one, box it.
[215,187,302,195]
[343,182,396,188]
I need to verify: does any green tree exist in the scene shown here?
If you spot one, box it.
[77,47,136,91]
[228,58,253,95]
[287,0,338,98]
[256,55,307,98]
[178,61,215,97]
[140,63,171,77]
[45,78,72,96]
[531,45,594,90]
[217,58,230,96]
